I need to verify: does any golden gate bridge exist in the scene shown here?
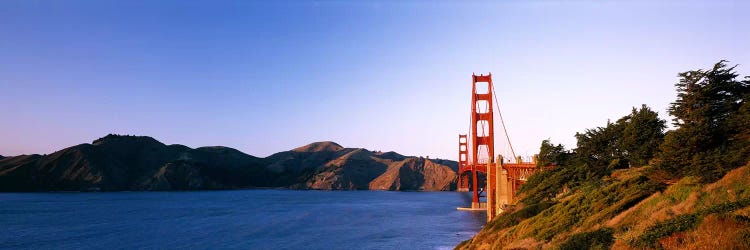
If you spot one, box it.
[456,73,551,221]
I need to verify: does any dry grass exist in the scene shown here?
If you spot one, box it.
[460,164,750,250]
[734,206,750,217]
[617,164,750,248]
[606,191,659,227]
[458,224,523,250]
[696,165,750,210]
[503,237,543,250]
[610,239,638,250]
[610,167,642,181]
[607,177,702,244]
[659,214,750,250]
[658,232,690,249]
[671,191,700,215]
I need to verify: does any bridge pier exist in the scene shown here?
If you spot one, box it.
[457,173,470,192]
[488,155,509,221]
[486,155,545,221]
[486,159,495,218]
[471,169,480,209]
[498,162,509,214]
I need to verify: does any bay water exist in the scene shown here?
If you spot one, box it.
[1,190,485,249]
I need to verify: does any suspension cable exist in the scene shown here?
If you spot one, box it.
[491,84,517,161]
[469,94,474,165]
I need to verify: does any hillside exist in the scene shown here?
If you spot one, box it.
[369,157,457,191]
[457,61,750,249]
[456,162,750,249]
[0,134,457,192]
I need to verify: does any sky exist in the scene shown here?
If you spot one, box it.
[1,0,749,160]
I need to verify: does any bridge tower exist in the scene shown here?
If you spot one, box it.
[456,72,551,221]
[457,134,469,192]
[470,73,495,209]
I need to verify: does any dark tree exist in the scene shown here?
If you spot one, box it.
[620,105,666,167]
[658,60,750,182]
[537,139,572,167]
[574,119,626,170]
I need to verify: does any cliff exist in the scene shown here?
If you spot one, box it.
[0,134,457,192]
[369,157,457,191]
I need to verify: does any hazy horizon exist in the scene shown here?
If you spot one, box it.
[2,0,749,160]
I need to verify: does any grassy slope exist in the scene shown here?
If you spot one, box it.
[457,163,750,249]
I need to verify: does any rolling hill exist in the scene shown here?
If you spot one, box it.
[0,134,457,192]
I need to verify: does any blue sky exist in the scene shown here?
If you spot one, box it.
[1,0,748,160]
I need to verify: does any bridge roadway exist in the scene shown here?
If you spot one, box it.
[457,156,550,222]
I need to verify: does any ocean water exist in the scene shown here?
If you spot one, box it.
[0,190,485,249]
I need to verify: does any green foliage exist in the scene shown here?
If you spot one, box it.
[558,228,614,250]
[518,167,571,205]
[632,198,750,248]
[521,106,664,205]
[520,140,576,204]
[634,213,699,248]
[537,139,572,167]
[575,119,626,169]
[658,60,750,182]
[494,61,748,249]
[701,198,750,214]
[524,173,663,241]
[621,105,667,166]
[487,202,556,231]
[575,105,665,169]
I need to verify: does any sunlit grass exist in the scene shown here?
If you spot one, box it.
[457,163,750,249]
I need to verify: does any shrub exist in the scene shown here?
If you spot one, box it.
[487,201,556,231]
[559,228,614,250]
[633,199,750,248]
[634,213,699,248]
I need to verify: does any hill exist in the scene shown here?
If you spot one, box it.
[369,157,457,191]
[458,61,750,249]
[0,134,457,192]
[456,163,750,249]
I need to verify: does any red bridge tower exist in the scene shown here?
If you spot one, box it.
[457,134,469,192]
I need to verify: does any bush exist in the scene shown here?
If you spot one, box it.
[634,214,699,248]
[739,228,750,249]
[559,228,614,250]
[487,201,556,231]
[633,199,750,248]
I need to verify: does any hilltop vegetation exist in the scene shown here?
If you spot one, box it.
[458,60,750,249]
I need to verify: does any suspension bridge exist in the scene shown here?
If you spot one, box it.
[456,73,551,222]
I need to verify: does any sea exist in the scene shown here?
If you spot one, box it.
[0,190,486,250]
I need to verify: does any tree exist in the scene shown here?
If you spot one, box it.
[620,105,666,167]
[574,104,666,171]
[658,61,750,182]
[537,139,572,167]
[520,106,665,204]
[574,119,625,170]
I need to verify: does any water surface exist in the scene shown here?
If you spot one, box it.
[1,190,485,249]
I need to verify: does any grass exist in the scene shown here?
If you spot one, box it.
[516,169,663,241]
[558,227,614,250]
[633,213,699,248]
[456,163,750,249]
[630,168,750,247]
[659,213,750,249]
[607,176,703,243]
[486,201,556,231]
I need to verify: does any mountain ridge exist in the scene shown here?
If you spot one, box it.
[0,134,457,192]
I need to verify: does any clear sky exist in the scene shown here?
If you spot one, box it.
[1,0,748,160]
